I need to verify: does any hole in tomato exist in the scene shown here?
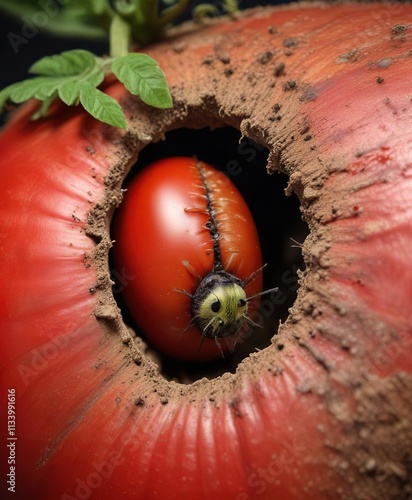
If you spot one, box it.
[110,126,308,383]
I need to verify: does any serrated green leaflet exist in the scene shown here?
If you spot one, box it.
[111,53,172,109]
[79,85,126,128]
[57,65,106,106]
[7,77,62,103]
[29,50,97,77]
[0,54,106,119]
[0,77,58,109]
[59,82,83,106]
[1,67,105,103]
[31,95,56,120]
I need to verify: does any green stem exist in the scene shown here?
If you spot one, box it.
[110,14,131,58]
[160,0,191,26]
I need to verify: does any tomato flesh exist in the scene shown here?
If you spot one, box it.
[112,157,263,361]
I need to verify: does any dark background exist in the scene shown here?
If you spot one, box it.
[0,1,288,90]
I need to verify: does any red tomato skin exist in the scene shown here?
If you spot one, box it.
[112,157,263,361]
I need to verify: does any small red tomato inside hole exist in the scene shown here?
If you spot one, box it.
[112,157,264,362]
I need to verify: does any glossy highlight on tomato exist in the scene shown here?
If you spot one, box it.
[112,157,263,361]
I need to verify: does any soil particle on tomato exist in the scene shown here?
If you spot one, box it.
[272,102,281,113]
[337,48,361,63]
[299,122,310,136]
[228,397,243,417]
[376,57,393,68]
[283,38,299,56]
[283,37,299,48]
[273,61,286,76]
[173,41,186,53]
[94,358,106,369]
[299,85,318,102]
[83,253,92,269]
[391,24,408,38]
[282,80,297,91]
[302,186,319,202]
[257,50,274,64]
[94,305,118,321]
[201,55,214,65]
[376,76,384,84]
[214,45,231,64]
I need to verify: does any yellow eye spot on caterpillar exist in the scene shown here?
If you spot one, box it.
[195,282,248,339]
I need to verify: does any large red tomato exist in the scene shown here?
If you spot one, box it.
[1,3,412,500]
[112,157,263,361]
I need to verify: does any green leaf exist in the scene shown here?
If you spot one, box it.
[79,84,127,128]
[86,66,106,87]
[112,0,136,16]
[58,65,105,105]
[193,4,219,21]
[111,53,172,109]
[0,1,107,40]
[90,0,108,15]
[29,49,96,77]
[4,79,43,104]
[0,52,125,127]
[222,0,239,14]
[8,77,62,103]
[31,95,57,120]
[58,82,82,106]
[0,0,48,20]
